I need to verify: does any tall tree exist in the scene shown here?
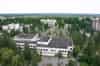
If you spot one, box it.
[0,48,14,66]
[12,54,24,66]
[32,48,41,66]
[0,33,16,50]
[68,60,77,66]
[23,43,32,66]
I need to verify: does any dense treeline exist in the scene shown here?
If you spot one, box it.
[0,16,99,66]
[0,33,41,66]
[71,28,100,66]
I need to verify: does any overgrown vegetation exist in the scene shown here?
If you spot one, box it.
[0,16,99,66]
[0,33,41,66]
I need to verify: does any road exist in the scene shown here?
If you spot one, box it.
[38,56,68,66]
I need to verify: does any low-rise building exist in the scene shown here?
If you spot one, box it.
[2,23,32,33]
[2,23,23,32]
[14,33,73,57]
[40,19,56,27]
[92,17,100,31]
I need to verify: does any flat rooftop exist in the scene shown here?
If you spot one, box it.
[15,33,35,39]
[15,40,37,44]
[38,36,50,42]
[14,34,73,49]
[37,38,72,48]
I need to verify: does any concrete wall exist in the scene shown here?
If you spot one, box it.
[37,47,72,57]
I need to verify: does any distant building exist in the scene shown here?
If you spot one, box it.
[64,24,71,30]
[92,17,100,31]
[2,23,23,33]
[14,33,73,57]
[23,24,32,32]
[0,16,7,20]
[40,19,56,27]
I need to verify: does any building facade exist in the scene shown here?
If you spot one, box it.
[14,33,73,57]
[2,23,23,32]
[92,17,100,31]
[40,19,56,27]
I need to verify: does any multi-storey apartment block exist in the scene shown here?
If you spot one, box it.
[14,33,73,57]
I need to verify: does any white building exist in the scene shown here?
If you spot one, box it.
[40,19,56,27]
[0,16,7,20]
[2,23,23,32]
[92,17,100,31]
[23,24,32,32]
[14,33,73,57]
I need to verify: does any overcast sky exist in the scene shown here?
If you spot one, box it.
[0,0,100,14]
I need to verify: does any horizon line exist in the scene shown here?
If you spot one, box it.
[0,13,100,16]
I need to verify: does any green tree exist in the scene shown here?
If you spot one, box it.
[95,55,100,66]
[0,48,14,66]
[32,48,41,66]
[68,60,77,66]
[23,43,32,66]
[57,19,65,28]
[80,62,88,66]
[0,33,16,50]
[79,38,96,66]
[73,45,80,57]
[12,54,24,66]
[71,31,86,48]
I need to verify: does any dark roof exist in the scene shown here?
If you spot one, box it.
[38,36,49,42]
[37,38,72,48]
[16,33,35,39]
[15,40,37,44]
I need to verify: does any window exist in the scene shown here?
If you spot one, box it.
[70,48,72,50]
[51,49,56,52]
[42,49,48,51]
[64,51,67,52]
[45,49,48,51]
[31,45,33,47]
[60,50,65,52]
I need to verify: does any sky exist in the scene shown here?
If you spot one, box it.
[0,0,100,14]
